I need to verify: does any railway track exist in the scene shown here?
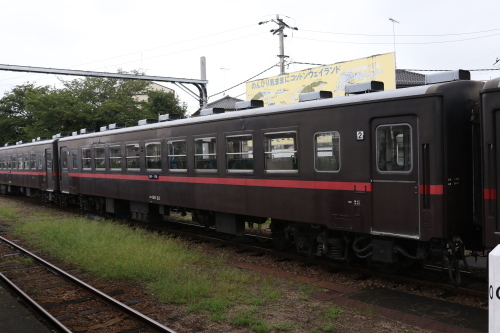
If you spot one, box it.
[0,234,176,333]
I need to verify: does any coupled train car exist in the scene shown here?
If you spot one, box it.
[1,71,500,284]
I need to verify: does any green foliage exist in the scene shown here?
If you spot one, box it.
[145,89,187,118]
[0,70,187,143]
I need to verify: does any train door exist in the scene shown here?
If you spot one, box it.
[371,116,420,238]
[60,147,70,193]
[45,149,54,191]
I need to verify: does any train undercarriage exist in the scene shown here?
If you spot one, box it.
[3,185,478,286]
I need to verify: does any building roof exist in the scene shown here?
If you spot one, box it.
[396,69,425,87]
[206,95,244,110]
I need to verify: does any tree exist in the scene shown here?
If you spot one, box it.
[0,71,188,142]
[0,83,50,144]
[145,89,187,118]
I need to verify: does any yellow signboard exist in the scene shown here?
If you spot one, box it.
[246,53,395,106]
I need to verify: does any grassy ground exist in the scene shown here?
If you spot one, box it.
[0,198,429,332]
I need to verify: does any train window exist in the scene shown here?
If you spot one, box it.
[61,149,68,170]
[72,150,78,169]
[376,124,412,172]
[17,154,22,169]
[81,148,91,170]
[146,142,161,170]
[7,155,12,169]
[126,144,140,171]
[264,131,298,173]
[195,137,217,171]
[37,152,43,169]
[167,140,187,171]
[46,151,52,170]
[226,135,253,172]
[30,152,36,169]
[314,132,340,172]
[23,153,29,169]
[94,147,105,170]
[109,145,122,171]
[0,156,4,169]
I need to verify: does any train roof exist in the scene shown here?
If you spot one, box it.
[0,138,57,152]
[3,78,488,147]
[58,83,439,142]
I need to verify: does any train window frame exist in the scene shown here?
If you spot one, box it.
[17,154,23,170]
[376,123,413,173]
[23,153,29,169]
[263,130,298,174]
[29,152,36,170]
[81,147,91,170]
[109,144,122,171]
[71,150,78,170]
[61,148,69,170]
[225,134,254,174]
[167,139,187,172]
[194,136,217,173]
[94,146,105,170]
[126,143,141,172]
[314,131,341,173]
[37,152,43,170]
[145,141,162,171]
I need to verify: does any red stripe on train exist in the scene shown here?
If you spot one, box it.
[419,185,444,195]
[68,172,372,191]
[484,189,497,200]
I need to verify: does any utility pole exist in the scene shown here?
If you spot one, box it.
[389,18,400,68]
[259,15,298,75]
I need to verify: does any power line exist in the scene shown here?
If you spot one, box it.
[294,33,500,45]
[301,27,500,37]
[208,63,278,99]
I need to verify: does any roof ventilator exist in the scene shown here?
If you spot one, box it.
[199,108,225,116]
[52,133,68,139]
[345,81,384,95]
[36,137,47,141]
[235,100,264,111]
[108,123,125,130]
[425,70,470,85]
[3,143,14,147]
[299,91,333,102]
[138,119,158,126]
[158,114,181,121]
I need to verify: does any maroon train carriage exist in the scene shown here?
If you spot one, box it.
[0,138,59,199]
[47,74,488,282]
[480,77,500,249]
[1,72,498,284]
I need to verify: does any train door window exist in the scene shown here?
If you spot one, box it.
[226,135,253,173]
[46,151,52,170]
[126,143,140,171]
[61,149,68,170]
[376,124,412,172]
[81,147,91,170]
[314,132,340,172]
[109,145,122,171]
[94,147,105,170]
[29,152,36,169]
[7,155,12,169]
[264,131,298,173]
[195,137,217,171]
[72,150,78,169]
[37,152,43,169]
[145,142,161,170]
[167,140,187,171]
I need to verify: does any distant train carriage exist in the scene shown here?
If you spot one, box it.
[480,77,500,248]
[0,138,59,198]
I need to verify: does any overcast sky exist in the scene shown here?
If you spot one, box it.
[1,0,499,114]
